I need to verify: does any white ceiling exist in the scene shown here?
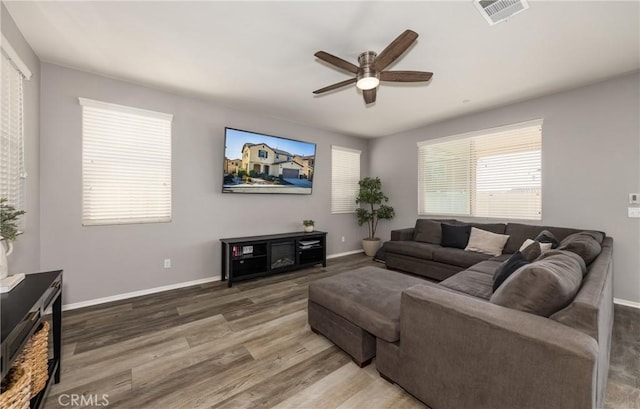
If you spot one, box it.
[5,1,640,138]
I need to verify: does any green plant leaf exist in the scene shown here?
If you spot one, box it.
[0,198,26,242]
[354,178,394,239]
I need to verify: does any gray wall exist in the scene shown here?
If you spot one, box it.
[370,72,640,304]
[40,63,368,305]
[1,3,40,274]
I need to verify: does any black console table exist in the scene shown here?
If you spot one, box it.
[1,270,62,409]
[220,231,327,287]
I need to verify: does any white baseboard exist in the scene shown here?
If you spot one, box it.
[64,251,365,311]
[614,298,640,309]
[63,277,220,311]
[61,265,640,312]
[327,249,364,259]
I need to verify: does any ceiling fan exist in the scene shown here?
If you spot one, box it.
[313,29,433,105]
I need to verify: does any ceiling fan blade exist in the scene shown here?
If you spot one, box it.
[314,51,358,74]
[380,71,433,82]
[373,29,419,71]
[363,88,377,104]
[313,78,357,94]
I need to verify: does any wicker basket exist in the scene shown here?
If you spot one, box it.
[14,321,49,398]
[0,365,32,409]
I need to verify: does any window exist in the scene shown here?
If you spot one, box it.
[1,36,31,213]
[332,145,361,213]
[418,119,542,220]
[80,98,172,226]
[258,150,268,158]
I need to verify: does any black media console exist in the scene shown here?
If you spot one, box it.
[1,270,62,409]
[220,231,327,287]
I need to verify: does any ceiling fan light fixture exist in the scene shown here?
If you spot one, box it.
[356,75,379,90]
[356,51,380,90]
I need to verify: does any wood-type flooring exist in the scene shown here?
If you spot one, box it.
[42,254,639,409]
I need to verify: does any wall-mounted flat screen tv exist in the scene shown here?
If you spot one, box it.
[223,127,316,194]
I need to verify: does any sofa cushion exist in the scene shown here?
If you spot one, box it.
[308,266,427,342]
[583,230,604,244]
[492,242,542,292]
[441,224,471,249]
[558,231,603,264]
[549,237,611,342]
[536,249,587,275]
[504,224,544,254]
[382,241,440,261]
[433,246,492,268]
[503,224,586,254]
[468,222,507,235]
[464,227,510,256]
[467,260,504,276]
[490,253,584,317]
[413,219,443,244]
[490,253,512,262]
[390,227,415,241]
[439,269,494,300]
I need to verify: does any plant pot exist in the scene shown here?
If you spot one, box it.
[362,238,381,257]
[0,240,13,280]
[304,225,314,233]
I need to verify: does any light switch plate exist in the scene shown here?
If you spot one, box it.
[628,207,640,218]
[630,193,640,204]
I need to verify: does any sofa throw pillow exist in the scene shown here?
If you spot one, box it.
[492,241,541,292]
[518,238,553,252]
[441,223,471,249]
[413,219,443,244]
[465,227,510,257]
[558,231,603,265]
[490,253,584,317]
[534,230,560,248]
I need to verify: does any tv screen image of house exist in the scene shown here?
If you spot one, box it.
[223,128,316,194]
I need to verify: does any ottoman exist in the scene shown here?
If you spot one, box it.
[308,266,427,367]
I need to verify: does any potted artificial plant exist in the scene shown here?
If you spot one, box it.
[0,198,25,279]
[355,177,395,256]
[303,219,315,233]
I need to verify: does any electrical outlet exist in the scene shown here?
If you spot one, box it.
[628,207,640,218]
[164,259,171,268]
[341,236,345,242]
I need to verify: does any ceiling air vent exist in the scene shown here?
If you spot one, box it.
[474,0,530,26]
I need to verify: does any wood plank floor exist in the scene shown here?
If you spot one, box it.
[43,254,639,409]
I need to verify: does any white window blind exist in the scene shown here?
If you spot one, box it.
[331,146,361,213]
[0,47,27,213]
[80,98,173,226]
[418,119,542,220]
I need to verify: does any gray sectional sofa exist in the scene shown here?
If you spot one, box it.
[385,218,605,281]
[308,219,614,409]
